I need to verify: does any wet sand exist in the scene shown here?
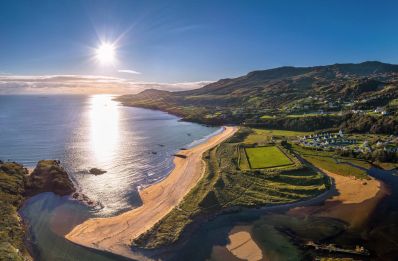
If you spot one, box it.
[211,226,264,261]
[65,126,238,259]
[289,169,389,229]
[225,226,264,261]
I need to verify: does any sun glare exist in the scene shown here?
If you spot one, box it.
[95,42,116,65]
[89,94,119,162]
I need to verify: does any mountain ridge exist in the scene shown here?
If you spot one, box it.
[117,61,398,133]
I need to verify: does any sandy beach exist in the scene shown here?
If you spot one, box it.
[65,126,238,259]
[289,169,389,229]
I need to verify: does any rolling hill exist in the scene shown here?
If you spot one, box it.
[117,61,398,133]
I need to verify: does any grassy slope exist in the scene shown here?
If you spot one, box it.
[132,129,327,249]
[291,144,372,179]
[0,162,31,261]
[244,128,311,144]
[117,62,398,133]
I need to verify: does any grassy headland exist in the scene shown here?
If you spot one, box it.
[0,160,75,261]
[0,161,31,261]
[132,128,328,249]
[132,126,393,250]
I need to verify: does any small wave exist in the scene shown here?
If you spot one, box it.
[185,127,224,149]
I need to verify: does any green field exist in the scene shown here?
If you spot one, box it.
[286,113,321,118]
[291,144,371,179]
[286,113,338,118]
[244,128,310,144]
[245,146,293,169]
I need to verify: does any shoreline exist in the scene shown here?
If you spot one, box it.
[124,163,338,259]
[65,126,238,260]
[288,168,389,229]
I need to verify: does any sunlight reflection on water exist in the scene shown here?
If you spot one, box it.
[89,95,120,165]
[0,94,219,216]
[0,94,220,260]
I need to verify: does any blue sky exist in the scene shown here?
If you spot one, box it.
[1,0,398,84]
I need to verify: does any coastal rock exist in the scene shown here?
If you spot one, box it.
[89,168,107,175]
[77,168,107,175]
[173,154,187,159]
[72,192,104,210]
[25,160,75,197]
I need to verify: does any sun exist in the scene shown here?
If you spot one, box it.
[95,42,116,65]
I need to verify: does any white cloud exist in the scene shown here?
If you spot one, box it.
[118,69,141,75]
[0,74,212,94]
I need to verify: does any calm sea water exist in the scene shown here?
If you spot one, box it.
[0,94,219,260]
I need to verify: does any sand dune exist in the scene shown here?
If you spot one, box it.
[65,126,238,259]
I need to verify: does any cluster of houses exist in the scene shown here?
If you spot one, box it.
[375,140,398,153]
[298,130,355,149]
[297,130,398,154]
[297,130,357,151]
[342,139,398,154]
[351,107,388,116]
[374,107,389,115]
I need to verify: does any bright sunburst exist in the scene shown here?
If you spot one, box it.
[95,42,116,65]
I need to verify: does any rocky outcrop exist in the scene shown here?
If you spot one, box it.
[24,160,75,197]
[1,159,77,260]
[89,168,107,175]
[77,167,107,175]
[72,192,103,209]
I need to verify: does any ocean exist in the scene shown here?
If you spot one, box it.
[0,94,219,260]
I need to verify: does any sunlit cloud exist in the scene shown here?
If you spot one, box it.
[0,74,212,94]
[118,69,141,75]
